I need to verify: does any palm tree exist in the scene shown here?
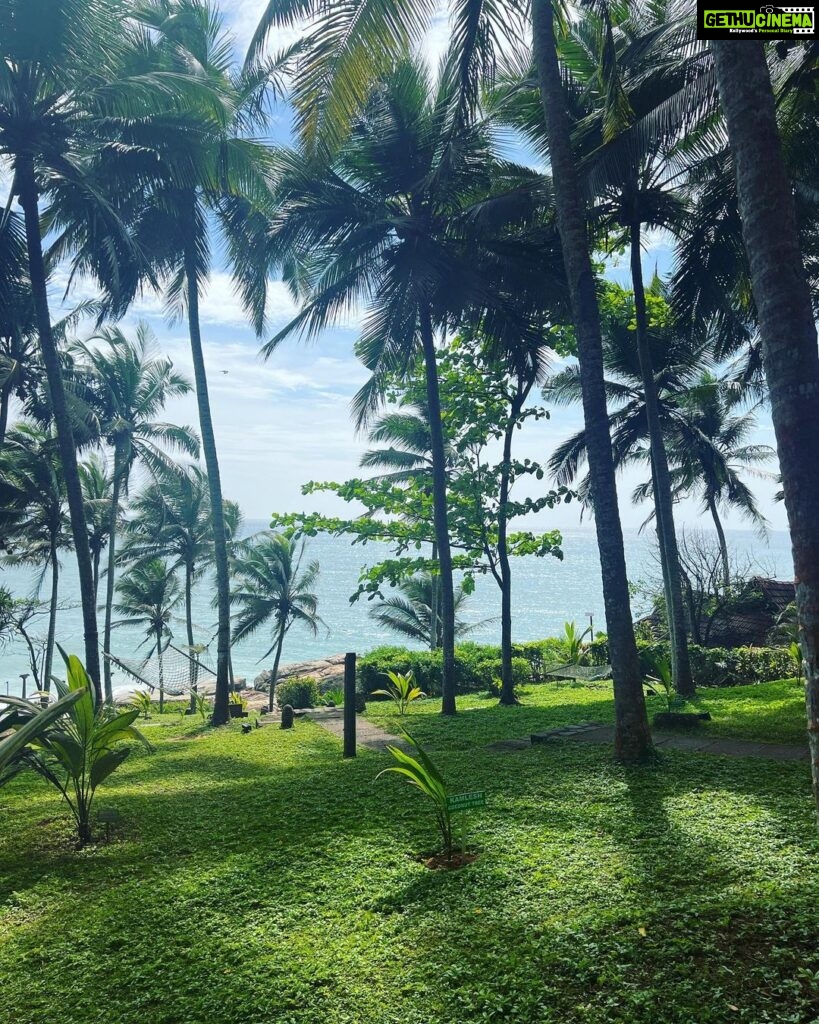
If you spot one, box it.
[262,60,547,716]
[362,399,457,654]
[121,465,231,709]
[710,44,819,812]
[248,0,653,763]
[230,533,323,713]
[369,573,487,649]
[0,0,167,696]
[114,559,182,713]
[125,0,277,725]
[0,423,70,688]
[657,375,774,590]
[73,324,198,702]
[79,453,114,604]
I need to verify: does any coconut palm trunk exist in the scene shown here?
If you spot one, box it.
[156,631,165,714]
[630,223,694,697]
[712,40,819,814]
[419,309,457,716]
[16,157,101,699]
[531,0,651,761]
[43,539,59,691]
[707,495,731,590]
[102,453,123,703]
[498,389,527,706]
[185,562,197,713]
[183,237,231,727]
[267,619,288,713]
[429,541,439,650]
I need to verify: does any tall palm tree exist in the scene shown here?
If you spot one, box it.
[248,0,653,762]
[263,60,547,716]
[0,0,174,695]
[120,466,241,707]
[126,0,276,725]
[230,532,323,713]
[73,323,198,702]
[79,453,114,604]
[0,423,70,688]
[658,375,774,589]
[369,573,486,649]
[114,559,182,713]
[711,40,819,814]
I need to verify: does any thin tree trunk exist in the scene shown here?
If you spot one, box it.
[419,309,457,716]
[531,0,651,761]
[157,631,165,714]
[712,41,819,816]
[92,549,100,606]
[16,158,101,698]
[102,452,122,704]
[498,392,524,706]
[185,561,197,713]
[708,496,730,590]
[0,375,11,450]
[268,619,287,713]
[183,230,230,727]
[429,540,439,650]
[43,541,59,692]
[630,223,694,697]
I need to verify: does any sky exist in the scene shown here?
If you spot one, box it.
[10,1,790,542]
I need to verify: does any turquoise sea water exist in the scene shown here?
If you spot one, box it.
[0,523,795,697]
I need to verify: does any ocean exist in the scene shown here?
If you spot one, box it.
[0,523,795,697]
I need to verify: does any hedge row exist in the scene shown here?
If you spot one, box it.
[357,639,570,697]
[357,638,799,696]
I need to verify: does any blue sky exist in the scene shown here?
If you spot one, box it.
[29,1,789,538]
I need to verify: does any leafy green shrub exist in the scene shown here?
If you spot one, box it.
[277,676,320,709]
[321,686,345,707]
[359,647,444,696]
[633,639,798,688]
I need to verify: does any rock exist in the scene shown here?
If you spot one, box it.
[280,704,294,729]
[253,654,347,693]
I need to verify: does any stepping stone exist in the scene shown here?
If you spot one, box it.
[488,738,532,751]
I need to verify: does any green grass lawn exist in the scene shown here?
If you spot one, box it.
[2,679,818,1024]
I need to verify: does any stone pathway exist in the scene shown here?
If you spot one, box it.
[507,722,809,762]
[303,708,409,753]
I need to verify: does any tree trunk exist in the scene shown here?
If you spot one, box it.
[185,561,197,713]
[102,451,122,704]
[429,540,439,650]
[419,309,457,716]
[708,496,731,590]
[498,392,524,706]
[630,223,694,697]
[43,540,59,692]
[92,549,101,607]
[0,374,12,450]
[157,631,165,714]
[268,619,287,713]
[16,158,101,699]
[712,41,819,816]
[531,0,651,761]
[183,229,231,727]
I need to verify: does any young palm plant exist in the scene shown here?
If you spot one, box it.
[0,650,151,846]
[230,533,323,713]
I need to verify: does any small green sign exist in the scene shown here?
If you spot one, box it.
[446,791,486,812]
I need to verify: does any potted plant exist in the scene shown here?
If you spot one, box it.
[643,652,710,729]
[228,692,249,719]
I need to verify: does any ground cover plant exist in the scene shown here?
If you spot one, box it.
[2,677,818,1024]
